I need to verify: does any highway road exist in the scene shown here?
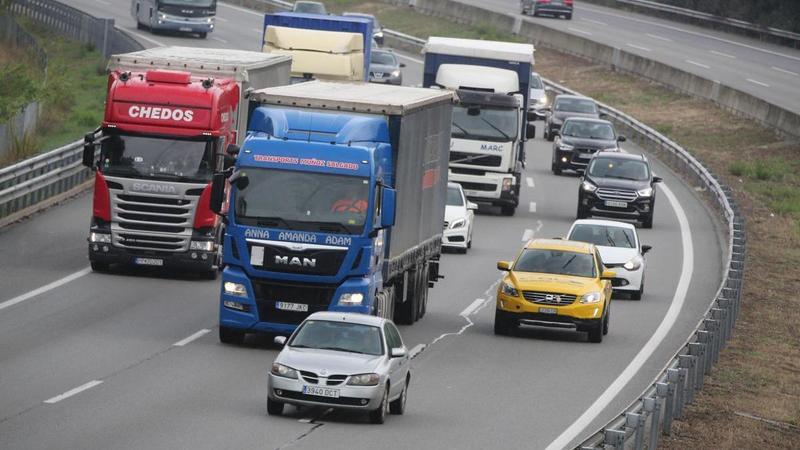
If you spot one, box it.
[456,0,800,114]
[0,2,723,448]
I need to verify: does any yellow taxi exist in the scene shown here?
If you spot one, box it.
[495,238,615,343]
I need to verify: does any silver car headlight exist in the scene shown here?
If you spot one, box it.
[623,257,642,271]
[223,281,247,297]
[391,70,401,78]
[271,363,298,379]
[347,373,380,386]
[338,292,364,305]
[449,218,466,229]
[558,142,574,151]
[500,281,519,297]
[581,181,598,192]
[637,187,653,197]
[89,232,111,243]
[580,291,602,304]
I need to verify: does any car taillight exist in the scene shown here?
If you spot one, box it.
[92,171,111,222]
[565,0,573,5]
[538,0,551,4]
[194,182,218,229]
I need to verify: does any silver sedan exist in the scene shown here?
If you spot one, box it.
[267,312,411,424]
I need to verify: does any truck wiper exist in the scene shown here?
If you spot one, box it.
[255,216,293,230]
[480,117,511,140]
[306,221,353,235]
[452,121,473,137]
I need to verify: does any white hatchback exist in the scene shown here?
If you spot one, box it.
[566,219,651,299]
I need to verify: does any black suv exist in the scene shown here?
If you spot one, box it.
[543,94,600,141]
[577,152,662,228]
[552,117,625,175]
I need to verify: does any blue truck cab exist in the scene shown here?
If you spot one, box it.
[210,81,454,344]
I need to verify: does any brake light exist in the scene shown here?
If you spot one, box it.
[92,171,111,222]
[194,182,217,229]
[565,0,573,5]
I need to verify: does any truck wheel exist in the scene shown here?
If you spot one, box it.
[219,326,245,345]
[267,398,284,416]
[91,261,109,272]
[500,205,516,216]
[395,295,416,325]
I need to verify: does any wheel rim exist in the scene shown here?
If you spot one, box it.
[401,384,407,410]
[382,389,389,418]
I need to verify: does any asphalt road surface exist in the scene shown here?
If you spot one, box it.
[0,2,724,448]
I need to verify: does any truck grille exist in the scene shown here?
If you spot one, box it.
[252,280,336,325]
[596,188,637,202]
[522,291,577,305]
[450,151,502,167]
[459,181,497,192]
[247,242,346,276]
[111,192,196,252]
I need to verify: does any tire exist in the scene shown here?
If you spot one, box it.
[630,282,644,300]
[267,398,284,416]
[546,128,555,142]
[219,326,245,345]
[566,13,573,20]
[603,307,610,335]
[494,310,514,336]
[389,377,409,415]
[500,205,516,216]
[136,20,144,30]
[587,320,604,343]
[369,386,390,424]
[395,284,417,325]
[467,237,472,249]
[641,213,653,229]
[198,32,208,39]
[202,269,218,280]
[90,261,109,272]
[576,203,590,219]
[552,155,562,175]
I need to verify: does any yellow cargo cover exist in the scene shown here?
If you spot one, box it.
[263,26,364,80]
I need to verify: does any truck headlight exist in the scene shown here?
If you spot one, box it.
[89,232,111,243]
[637,187,653,197]
[347,373,380,386]
[190,240,214,251]
[338,293,364,305]
[558,143,574,151]
[223,300,249,312]
[502,178,513,191]
[623,257,642,271]
[158,13,167,20]
[500,281,519,297]
[581,181,598,192]
[580,292,602,304]
[449,218,466,229]
[271,363,298,379]
[224,281,247,297]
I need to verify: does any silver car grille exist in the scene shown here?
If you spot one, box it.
[522,291,577,306]
[111,192,196,252]
[300,371,347,386]
[596,188,637,202]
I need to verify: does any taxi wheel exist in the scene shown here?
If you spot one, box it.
[494,310,515,336]
[603,309,610,335]
[267,398,284,416]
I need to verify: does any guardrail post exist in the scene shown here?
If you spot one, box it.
[512,16,522,35]
[711,308,728,348]
[696,330,713,375]
[717,297,734,339]
[668,368,686,419]
[688,342,706,390]
[660,380,675,435]
[703,319,720,366]
[626,412,646,450]
[604,429,626,450]
[644,396,661,449]
[679,355,697,404]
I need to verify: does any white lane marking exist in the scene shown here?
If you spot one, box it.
[298,418,314,423]
[218,1,263,16]
[545,180,694,450]
[772,66,799,77]
[568,27,593,36]
[126,30,166,47]
[646,33,672,42]
[529,202,537,213]
[173,329,211,347]
[409,343,426,359]
[581,18,607,26]
[396,53,424,65]
[626,43,651,52]
[526,176,535,188]
[0,267,91,312]
[521,228,534,241]
[685,59,710,69]
[710,50,736,59]
[746,78,770,88]
[44,380,103,404]
[428,279,501,348]
[459,298,485,317]
[211,36,229,44]
[577,4,800,63]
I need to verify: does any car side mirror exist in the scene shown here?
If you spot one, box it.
[399,63,406,68]
[390,347,406,358]
[210,172,226,215]
[652,176,663,183]
[380,186,396,228]
[229,170,249,190]
[641,245,652,254]
[83,133,96,168]
[467,202,478,210]
[599,112,608,119]
[497,260,512,271]
[601,269,617,279]
[274,336,287,346]
[617,135,627,142]
[526,123,536,139]
[226,144,240,156]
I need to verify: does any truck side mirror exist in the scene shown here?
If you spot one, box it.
[83,133,96,168]
[229,170,249,190]
[210,173,226,215]
[380,187,396,228]
[226,144,240,156]
[526,123,536,139]
[223,154,236,171]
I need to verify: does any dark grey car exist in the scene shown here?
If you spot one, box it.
[544,94,600,141]
[369,50,404,85]
[552,118,625,175]
[292,1,326,14]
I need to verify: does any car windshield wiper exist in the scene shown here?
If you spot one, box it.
[289,344,313,349]
[560,255,577,270]
[480,117,512,140]
[622,231,634,249]
[319,346,369,355]
[605,230,617,247]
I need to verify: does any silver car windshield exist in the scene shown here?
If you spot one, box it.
[514,249,596,278]
[569,224,636,249]
[289,320,384,356]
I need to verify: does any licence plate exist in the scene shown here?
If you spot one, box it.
[539,307,558,315]
[579,152,592,159]
[179,27,193,32]
[303,385,339,398]
[134,257,164,266]
[275,301,308,312]
[605,200,628,208]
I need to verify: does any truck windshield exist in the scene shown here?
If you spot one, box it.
[451,105,517,142]
[159,0,215,7]
[100,133,214,183]
[235,167,370,235]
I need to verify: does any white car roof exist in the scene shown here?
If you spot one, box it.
[570,219,637,230]
[305,311,387,327]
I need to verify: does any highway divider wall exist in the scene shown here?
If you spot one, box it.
[0,0,143,228]
[382,0,800,139]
